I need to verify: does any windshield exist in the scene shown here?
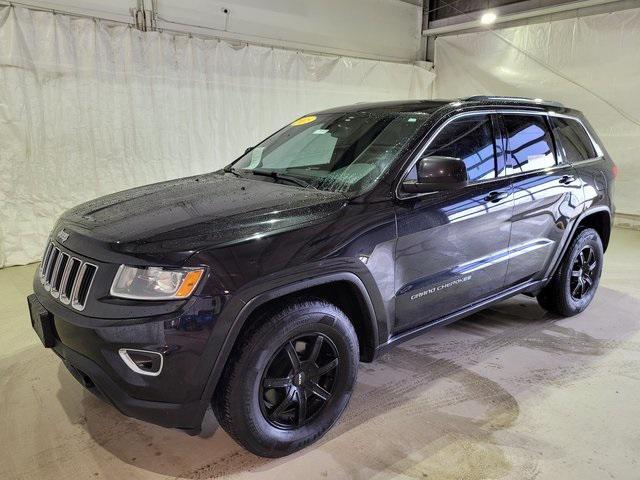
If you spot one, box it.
[229,111,430,194]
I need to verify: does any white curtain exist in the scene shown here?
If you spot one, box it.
[0,6,434,268]
[433,8,640,217]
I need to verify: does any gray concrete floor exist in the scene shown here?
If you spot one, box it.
[1,228,639,480]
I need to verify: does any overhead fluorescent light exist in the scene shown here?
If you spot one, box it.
[480,12,497,25]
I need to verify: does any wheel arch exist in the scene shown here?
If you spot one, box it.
[542,206,612,286]
[199,272,381,414]
[576,208,611,251]
[239,278,379,363]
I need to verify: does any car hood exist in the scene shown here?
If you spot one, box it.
[56,172,347,264]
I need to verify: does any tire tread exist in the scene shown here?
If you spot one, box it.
[537,228,603,317]
[213,297,357,457]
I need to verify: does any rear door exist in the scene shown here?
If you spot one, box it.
[500,112,585,287]
[393,112,514,333]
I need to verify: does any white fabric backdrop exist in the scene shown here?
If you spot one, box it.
[433,8,640,217]
[0,6,434,267]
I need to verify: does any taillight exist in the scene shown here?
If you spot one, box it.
[612,165,619,178]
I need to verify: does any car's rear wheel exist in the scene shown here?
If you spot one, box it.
[213,298,359,457]
[537,228,603,316]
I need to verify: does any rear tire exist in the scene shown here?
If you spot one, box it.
[537,228,603,316]
[213,298,359,458]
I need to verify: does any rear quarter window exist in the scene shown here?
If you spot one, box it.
[550,117,597,162]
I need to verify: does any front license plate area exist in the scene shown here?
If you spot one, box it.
[28,296,55,348]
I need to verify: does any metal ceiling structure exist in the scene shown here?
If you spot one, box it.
[423,0,638,35]
[421,0,638,60]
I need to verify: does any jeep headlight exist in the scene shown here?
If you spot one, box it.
[110,265,205,300]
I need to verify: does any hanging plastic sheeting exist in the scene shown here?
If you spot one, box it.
[433,7,640,216]
[0,6,434,268]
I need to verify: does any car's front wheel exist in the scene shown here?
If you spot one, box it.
[213,298,359,457]
[537,227,604,316]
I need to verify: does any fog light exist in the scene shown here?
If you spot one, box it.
[119,348,163,376]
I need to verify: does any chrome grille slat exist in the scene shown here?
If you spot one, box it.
[43,247,60,291]
[41,243,55,286]
[50,253,69,298]
[71,263,97,311]
[49,252,64,296]
[58,257,78,304]
[38,239,98,311]
[40,243,53,278]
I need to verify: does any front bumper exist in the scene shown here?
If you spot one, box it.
[54,338,203,432]
[27,290,215,433]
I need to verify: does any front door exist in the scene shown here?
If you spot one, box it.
[393,113,513,334]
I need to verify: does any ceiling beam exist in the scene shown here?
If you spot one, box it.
[423,0,626,36]
[393,0,423,5]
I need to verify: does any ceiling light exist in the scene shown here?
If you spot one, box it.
[480,12,497,25]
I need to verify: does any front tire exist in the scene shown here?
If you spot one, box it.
[537,228,604,316]
[213,298,359,457]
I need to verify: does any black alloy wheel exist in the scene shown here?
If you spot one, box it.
[260,333,339,429]
[570,245,597,300]
[537,227,603,317]
[213,298,359,457]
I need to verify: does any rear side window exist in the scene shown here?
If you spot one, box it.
[502,114,556,174]
[421,114,497,182]
[550,116,597,162]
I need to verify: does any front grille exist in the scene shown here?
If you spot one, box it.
[39,242,98,311]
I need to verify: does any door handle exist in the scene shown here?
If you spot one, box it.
[484,190,509,203]
[559,174,577,185]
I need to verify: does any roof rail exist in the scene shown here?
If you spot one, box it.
[462,95,564,108]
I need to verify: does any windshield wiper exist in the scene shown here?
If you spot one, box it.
[250,169,317,190]
[223,166,241,177]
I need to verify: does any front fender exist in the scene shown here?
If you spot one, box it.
[190,263,387,428]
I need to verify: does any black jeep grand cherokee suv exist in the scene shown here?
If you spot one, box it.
[28,96,615,457]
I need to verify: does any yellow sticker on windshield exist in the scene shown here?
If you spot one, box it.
[291,115,317,126]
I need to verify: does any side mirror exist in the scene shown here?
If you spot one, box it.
[402,156,468,194]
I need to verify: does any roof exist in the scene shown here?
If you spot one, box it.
[313,96,568,116]
[461,95,564,108]
[313,99,449,115]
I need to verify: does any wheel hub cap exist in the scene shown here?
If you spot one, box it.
[294,371,306,386]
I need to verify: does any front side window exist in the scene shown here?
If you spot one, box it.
[502,114,556,174]
[407,114,497,183]
[550,116,597,162]
[231,112,430,194]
